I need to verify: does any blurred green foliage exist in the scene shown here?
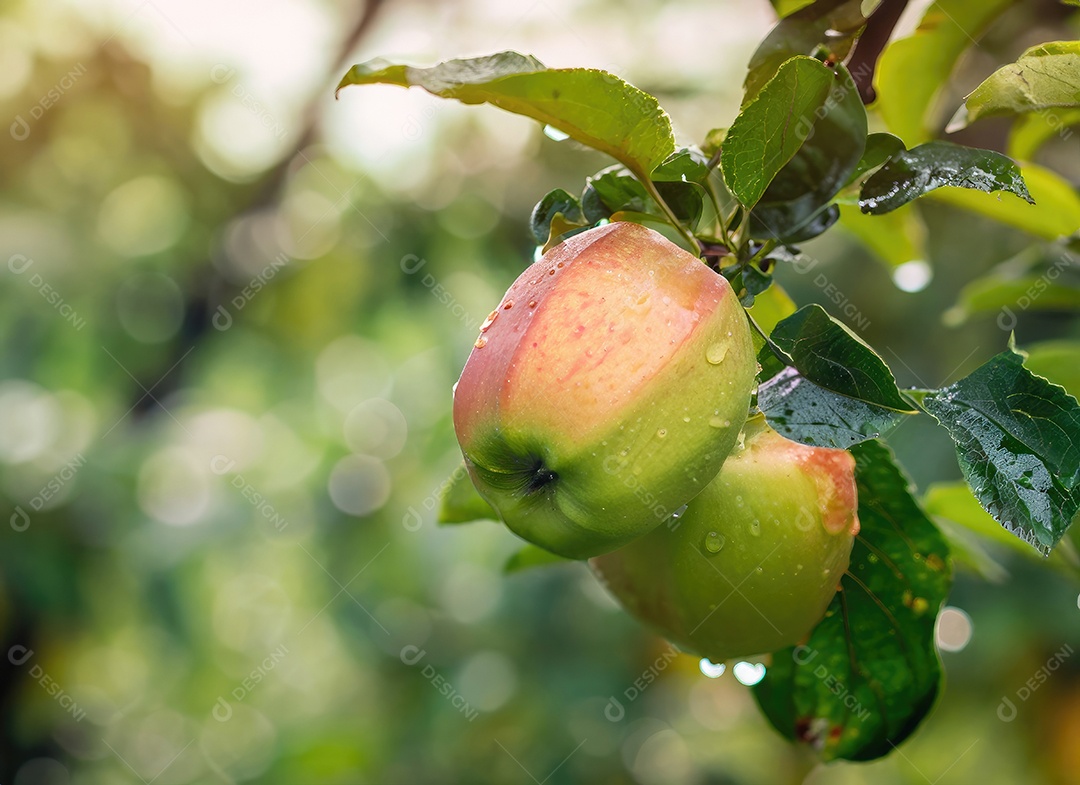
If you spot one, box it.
[1,1,1079,784]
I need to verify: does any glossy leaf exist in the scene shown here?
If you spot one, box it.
[757,367,911,448]
[337,52,675,180]
[919,344,1080,554]
[438,463,499,524]
[722,56,835,210]
[846,132,905,185]
[749,62,868,241]
[949,42,1080,131]
[530,189,585,246]
[757,305,914,447]
[875,0,1017,144]
[763,305,913,410]
[744,0,870,104]
[859,141,1032,214]
[754,440,951,762]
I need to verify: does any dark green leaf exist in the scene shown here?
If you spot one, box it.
[749,62,868,241]
[754,440,951,762]
[337,52,675,180]
[875,0,1017,144]
[722,56,836,210]
[919,344,1080,554]
[948,41,1080,131]
[652,147,711,184]
[756,305,914,448]
[744,0,870,104]
[757,367,910,448]
[764,305,914,411]
[775,203,840,243]
[504,544,573,573]
[859,141,1033,214]
[438,463,500,524]
[530,189,585,246]
[846,133,905,185]
[584,166,651,215]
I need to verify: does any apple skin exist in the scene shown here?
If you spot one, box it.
[590,417,860,660]
[452,222,755,559]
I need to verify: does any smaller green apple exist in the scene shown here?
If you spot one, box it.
[590,416,859,661]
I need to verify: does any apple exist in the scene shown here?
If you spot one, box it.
[590,416,859,660]
[452,221,756,559]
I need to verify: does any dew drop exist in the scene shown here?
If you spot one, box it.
[474,336,487,349]
[557,262,564,268]
[704,531,725,553]
[657,428,668,439]
[480,310,499,331]
[503,300,514,310]
[709,416,731,429]
[683,416,691,423]
[748,520,761,537]
[706,343,729,365]
[699,658,725,678]
[528,300,538,308]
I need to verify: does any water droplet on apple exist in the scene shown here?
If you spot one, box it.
[557,262,564,268]
[682,416,691,423]
[704,531,725,553]
[709,416,730,429]
[755,566,763,574]
[481,310,499,331]
[706,343,728,364]
[474,336,487,348]
[657,428,667,438]
[503,300,514,310]
[528,300,538,308]
[748,520,761,537]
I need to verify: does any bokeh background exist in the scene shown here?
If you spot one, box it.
[2,0,1079,783]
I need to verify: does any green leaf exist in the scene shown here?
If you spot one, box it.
[875,0,1017,144]
[757,368,912,448]
[919,344,1080,555]
[722,56,836,210]
[859,141,1032,214]
[438,463,500,524]
[749,62,868,241]
[701,127,727,157]
[837,203,927,269]
[928,161,1080,241]
[764,305,914,411]
[583,159,706,229]
[757,305,915,448]
[948,41,1080,131]
[337,52,675,181]
[503,544,573,573]
[846,133,905,185]
[530,189,585,246]
[753,440,951,762]
[744,0,870,104]
[1008,107,1080,160]
[770,0,818,15]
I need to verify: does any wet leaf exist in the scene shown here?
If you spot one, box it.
[918,343,1080,555]
[859,141,1032,214]
[530,189,585,246]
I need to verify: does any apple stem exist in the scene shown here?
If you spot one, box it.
[640,176,703,255]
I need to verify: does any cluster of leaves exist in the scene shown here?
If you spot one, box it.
[338,0,1080,764]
